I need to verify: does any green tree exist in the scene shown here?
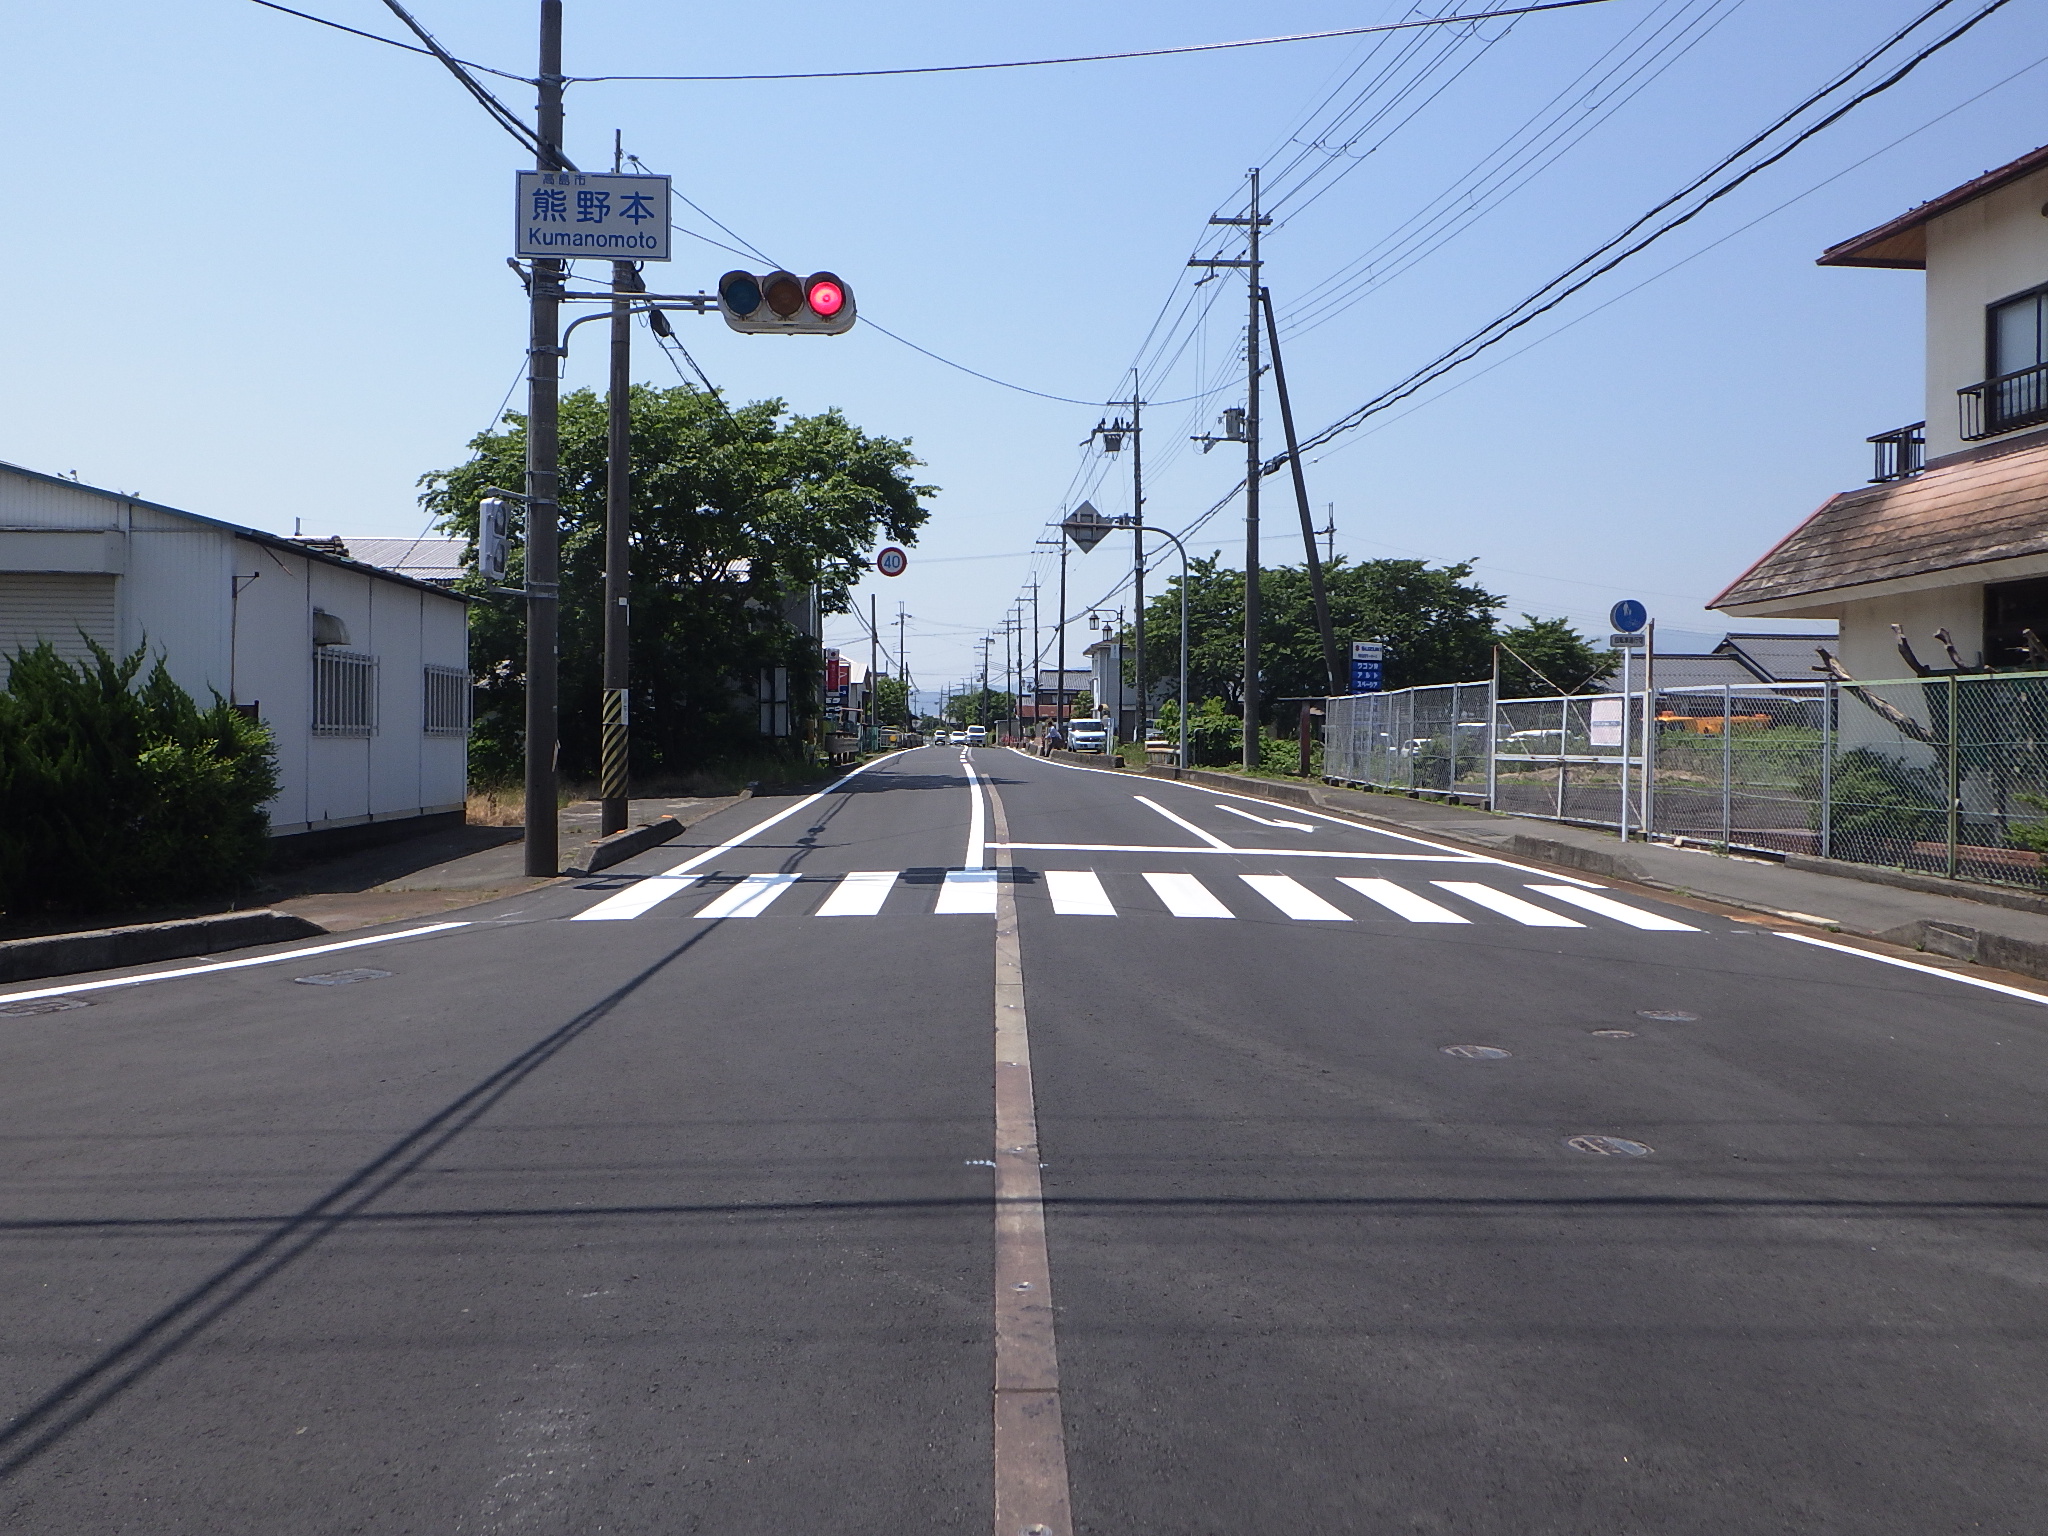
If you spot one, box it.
[420,385,932,781]
[1493,615,1613,697]
[871,674,911,726]
[1140,555,1505,727]
[946,688,1014,725]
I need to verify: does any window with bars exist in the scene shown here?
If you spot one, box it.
[423,664,471,734]
[313,649,379,737]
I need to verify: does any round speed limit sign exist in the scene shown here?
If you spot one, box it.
[876,547,908,577]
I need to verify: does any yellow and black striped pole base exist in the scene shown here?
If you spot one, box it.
[599,688,630,834]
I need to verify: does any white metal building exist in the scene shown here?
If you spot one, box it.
[0,461,470,843]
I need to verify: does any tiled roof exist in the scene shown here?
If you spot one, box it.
[1817,143,2048,270]
[1712,436,2048,609]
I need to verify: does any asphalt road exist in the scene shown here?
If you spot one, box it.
[2,744,2046,1532]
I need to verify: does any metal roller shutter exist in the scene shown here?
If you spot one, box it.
[0,573,118,677]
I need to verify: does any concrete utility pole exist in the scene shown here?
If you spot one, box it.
[1191,168,1270,769]
[1055,538,1069,724]
[897,602,909,729]
[869,592,880,744]
[599,132,634,837]
[1028,579,1040,736]
[523,0,567,875]
[1261,286,1341,698]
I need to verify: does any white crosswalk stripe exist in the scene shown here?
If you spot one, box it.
[1143,871,1235,919]
[694,872,801,919]
[935,868,999,914]
[1430,881,1584,927]
[816,870,899,916]
[1046,870,1117,916]
[1240,874,1352,921]
[1336,877,1470,923]
[579,865,1702,930]
[1524,884,1701,931]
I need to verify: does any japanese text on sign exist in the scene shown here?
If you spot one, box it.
[515,172,671,260]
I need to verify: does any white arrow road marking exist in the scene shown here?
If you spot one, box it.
[1133,795,1233,849]
[1214,803,1315,832]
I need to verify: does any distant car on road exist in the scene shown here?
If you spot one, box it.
[1067,719,1112,754]
[965,726,988,745]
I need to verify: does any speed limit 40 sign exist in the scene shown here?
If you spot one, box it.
[876,547,908,577]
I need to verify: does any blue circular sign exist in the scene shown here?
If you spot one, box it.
[1609,599,1647,634]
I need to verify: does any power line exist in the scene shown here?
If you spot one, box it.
[372,0,559,165]
[245,0,530,81]
[1281,0,2017,465]
[565,2,1621,82]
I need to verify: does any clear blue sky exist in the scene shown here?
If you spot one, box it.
[7,1,2047,696]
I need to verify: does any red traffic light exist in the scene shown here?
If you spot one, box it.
[716,268,856,335]
[806,274,845,318]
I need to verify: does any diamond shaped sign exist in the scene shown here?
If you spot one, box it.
[1062,501,1113,553]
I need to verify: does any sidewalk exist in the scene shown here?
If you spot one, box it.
[1137,763,2048,984]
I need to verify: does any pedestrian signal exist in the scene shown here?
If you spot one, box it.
[717,269,856,335]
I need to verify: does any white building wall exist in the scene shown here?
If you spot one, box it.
[1923,164,2048,457]
[0,464,467,841]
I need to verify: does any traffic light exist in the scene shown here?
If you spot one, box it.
[717,269,856,335]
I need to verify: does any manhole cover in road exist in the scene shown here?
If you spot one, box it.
[1565,1135,1653,1157]
[293,968,393,987]
[0,996,93,1017]
[1440,1045,1511,1059]
[1590,1029,1637,1038]
[1636,1009,1698,1022]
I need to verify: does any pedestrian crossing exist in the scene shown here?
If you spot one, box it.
[576,866,1703,931]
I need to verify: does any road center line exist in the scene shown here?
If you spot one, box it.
[962,751,988,870]
[984,770,1075,1535]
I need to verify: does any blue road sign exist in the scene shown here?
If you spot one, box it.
[1610,599,1647,634]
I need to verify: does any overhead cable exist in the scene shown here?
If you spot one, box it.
[566,1,1619,82]
[1280,0,2015,466]
[246,0,531,81]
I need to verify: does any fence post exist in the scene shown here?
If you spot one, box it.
[1557,694,1569,820]
[1946,673,1960,879]
[1722,684,1732,850]
[1820,680,1834,860]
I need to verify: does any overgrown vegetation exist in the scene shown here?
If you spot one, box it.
[0,641,278,918]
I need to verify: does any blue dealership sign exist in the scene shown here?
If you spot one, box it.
[1350,639,1385,693]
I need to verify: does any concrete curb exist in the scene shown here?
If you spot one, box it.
[566,817,685,876]
[0,910,328,986]
[1783,853,2048,918]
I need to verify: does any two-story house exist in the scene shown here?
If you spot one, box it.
[1713,144,2048,680]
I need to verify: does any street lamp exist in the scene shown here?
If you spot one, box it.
[1064,509,1190,774]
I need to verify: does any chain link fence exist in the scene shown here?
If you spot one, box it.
[1322,670,2048,892]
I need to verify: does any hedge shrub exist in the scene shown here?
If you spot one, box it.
[0,640,278,917]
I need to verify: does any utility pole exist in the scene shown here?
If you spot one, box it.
[980,635,992,725]
[1261,286,1341,697]
[897,602,909,729]
[1192,168,1269,769]
[1055,537,1069,724]
[869,592,879,745]
[523,0,567,876]
[1028,578,1041,738]
[1091,389,1144,741]
[1323,503,1336,565]
[599,125,634,838]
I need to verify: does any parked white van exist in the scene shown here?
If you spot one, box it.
[1067,719,1112,754]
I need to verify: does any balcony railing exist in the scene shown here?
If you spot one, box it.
[1868,421,1925,482]
[1959,361,2048,440]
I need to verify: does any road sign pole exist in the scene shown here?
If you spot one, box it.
[522,0,566,878]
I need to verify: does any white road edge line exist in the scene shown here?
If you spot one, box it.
[985,758,1075,1534]
[1132,795,1234,850]
[1775,930,2048,1005]
[572,750,911,921]
[991,843,1485,861]
[1011,747,1603,887]
[0,922,473,1005]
